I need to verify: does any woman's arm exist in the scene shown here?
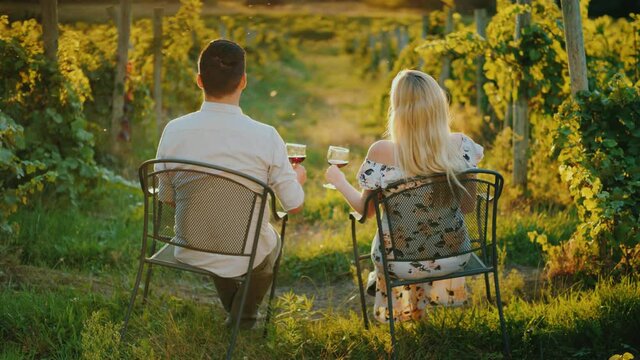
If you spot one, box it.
[453,133,483,214]
[325,166,374,217]
[324,140,395,217]
[459,173,477,214]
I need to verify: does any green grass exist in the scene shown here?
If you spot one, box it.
[498,209,579,267]
[1,277,639,359]
[3,183,141,274]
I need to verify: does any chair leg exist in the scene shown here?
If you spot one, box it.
[227,308,242,360]
[351,219,369,330]
[227,273,253,360]
[388,316,397,360]
[142,241,157,303]
[493,270,511,359]
[355,261,369,330]
[262,269,278,339]
[385,282,397,360]
[263,220,286,339]
[484,273,492,303]
[121,260,146,340]
[263,247,283,338]
[142,264,153,303]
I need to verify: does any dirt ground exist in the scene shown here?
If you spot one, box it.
[1,260,541,320]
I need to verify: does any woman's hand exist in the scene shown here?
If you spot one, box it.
[325,165,346,189]
[325,163,373,217]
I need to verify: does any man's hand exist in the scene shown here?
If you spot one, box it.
[293,164,307,185]
[287,164,306,214]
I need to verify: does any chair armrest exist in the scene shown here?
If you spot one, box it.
[350,211,367,224]
[273,211,288,222]
[267,191,288,222]
[350,191,379,224]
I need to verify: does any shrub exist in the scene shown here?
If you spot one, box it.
[0,35,90,231]
[80,311,122,360]
[552,75,640,278]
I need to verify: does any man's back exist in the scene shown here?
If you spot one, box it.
[156,101,304,278]
[160,102,273,184]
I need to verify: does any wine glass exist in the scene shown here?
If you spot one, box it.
[323,145,349,189]
[286,143,306,165]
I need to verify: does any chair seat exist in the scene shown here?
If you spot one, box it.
[147,244,212,275]
[147,244,243,280]
[464,252,491,273]
[390,253,493,287]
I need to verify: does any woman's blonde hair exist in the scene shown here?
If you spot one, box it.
[387,70,468,183]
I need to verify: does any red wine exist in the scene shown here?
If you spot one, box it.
[328,160,349,168]
[288,156,306,164]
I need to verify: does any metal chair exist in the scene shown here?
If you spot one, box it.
[350,169,510,359]
[121,159,288,360]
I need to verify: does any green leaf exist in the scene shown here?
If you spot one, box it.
[45,108,64,124]
[0,148,15,165]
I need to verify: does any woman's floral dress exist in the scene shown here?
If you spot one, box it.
[357,133,484,323]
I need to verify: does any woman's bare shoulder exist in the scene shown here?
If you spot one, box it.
[367,140,396,166]
[449,132,464,145]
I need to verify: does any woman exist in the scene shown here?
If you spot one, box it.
[325,70,484,323]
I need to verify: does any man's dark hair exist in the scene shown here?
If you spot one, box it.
[198,39,245,97]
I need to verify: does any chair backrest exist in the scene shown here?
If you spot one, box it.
[372,169,503,264]
[139,159,274,257]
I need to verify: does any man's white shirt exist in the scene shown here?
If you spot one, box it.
[155,101,304,278]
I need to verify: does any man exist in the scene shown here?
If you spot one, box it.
[155,39,306,329]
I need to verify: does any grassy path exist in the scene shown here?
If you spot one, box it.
[296,45,382,150]
[266,41,385,312]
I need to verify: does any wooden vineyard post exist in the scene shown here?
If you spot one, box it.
[422,14,429,38]
[153,8,164,137]
[512,0,531,190]
[561,0,589,95]
[368,33,379,73]
[395,27,408,52]
[418,16,429,68]
[111,0,132,152]
[41,0,58,62]
[244,24,256,47]
[502,0,517,130]
[380,31,391,71]
[400,26,409,50]
[106,5,119,28]
[246,27,257,47]
[475,8,488,116]
[219,22,228,39]
[438,5,454,89]
[561,0,601,263]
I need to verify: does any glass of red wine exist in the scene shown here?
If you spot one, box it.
[286,143,306,165]
[323,145,349,189]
